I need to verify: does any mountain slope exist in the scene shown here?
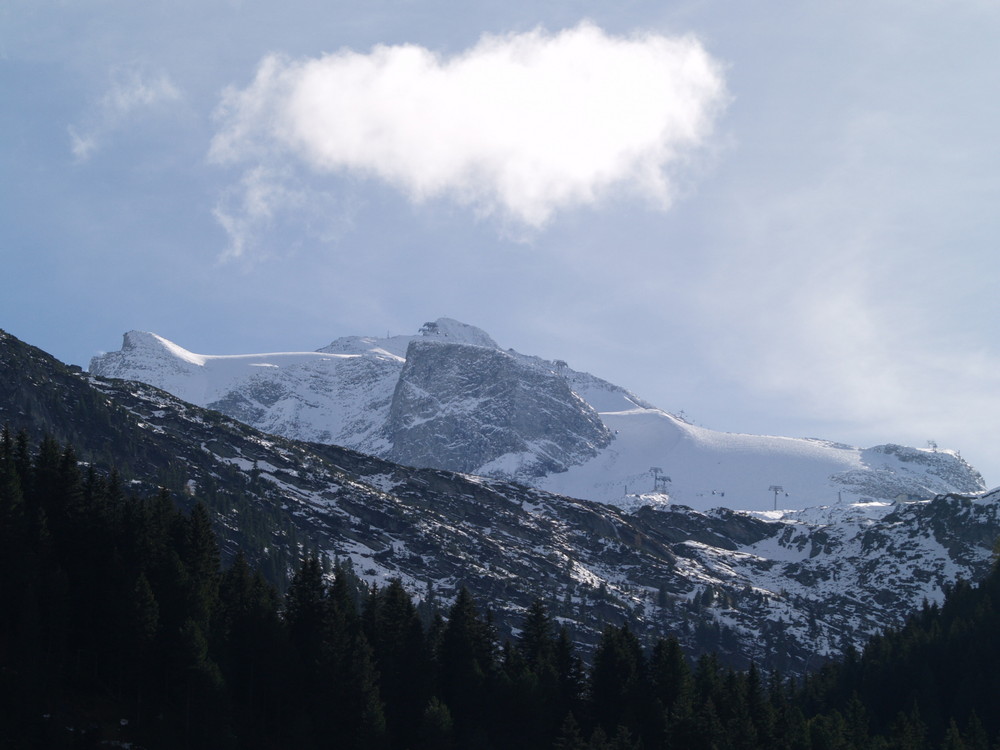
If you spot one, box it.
[6,327,1000,673]
[90,319,985,510]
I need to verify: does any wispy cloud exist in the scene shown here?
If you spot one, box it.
[69,65,180,162]
[693,134,1000,463]
[209,21,728,240]
[212,165,359,262]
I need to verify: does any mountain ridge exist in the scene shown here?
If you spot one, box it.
[90,318,985,511]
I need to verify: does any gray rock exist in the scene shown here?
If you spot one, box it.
[387,339,611,477]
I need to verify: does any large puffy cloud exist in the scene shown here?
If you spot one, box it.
[210,22,727,232]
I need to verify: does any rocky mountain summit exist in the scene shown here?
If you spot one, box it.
[90,318,984,511]
[6,327,1000,674]
[387,337,610,476]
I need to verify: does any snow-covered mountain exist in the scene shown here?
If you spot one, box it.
[6,326,1000,674]
[90,318,985,511]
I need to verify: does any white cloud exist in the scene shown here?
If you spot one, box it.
[68,127,99,162]
[70,66,180,162]
[210,22,728,229]
[212,165,359,261]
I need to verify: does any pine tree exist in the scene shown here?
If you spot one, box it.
[889,703,928,750]
[650,637,692,714]
[364,578,431,747]
[0,425,27,632]
[519,598,556,669]
[0,424,23,526]
[960,712,988,750]
[589,624,649,738]
[415,697,456,750]
[555,625,585,720]
[183,502,220,630]
[284,554,328,681]
[941,719,966,750]
[437,587,497,744]
[553,713,587,750]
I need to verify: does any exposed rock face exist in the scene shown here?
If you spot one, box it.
[205,353,401,453]
[387,339,611,476]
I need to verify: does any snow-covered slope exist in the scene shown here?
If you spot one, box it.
[90,319,985,511]
[90,329,402,452]
[538,409,981,511]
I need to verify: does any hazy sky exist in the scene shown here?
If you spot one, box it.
[4,1,1000,484]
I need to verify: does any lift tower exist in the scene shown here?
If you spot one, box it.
[768,485,784,511]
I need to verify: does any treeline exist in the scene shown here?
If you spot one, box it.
[2,430,999,749]
[798,564,1000,749]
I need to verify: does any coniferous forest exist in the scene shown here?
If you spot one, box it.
[2,429,1000,749]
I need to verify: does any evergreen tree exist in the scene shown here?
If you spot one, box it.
[183,502,220,630]
[960,712,988,750]
[941,719,966,750]
[889,704,928,750]
[555,625,585,721]
[519,598,556,669]
[0,425,24,527]
[650,637,692,715]
[589,624,650,740]
[437,587,497,747]
[415,696,456,750]
[364,578,431,747]
[284,554,328,687]
[553,713,587,750]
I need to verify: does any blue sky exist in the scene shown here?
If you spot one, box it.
[4,1,1000,484]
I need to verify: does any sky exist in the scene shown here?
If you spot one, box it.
[3,1,1000,485]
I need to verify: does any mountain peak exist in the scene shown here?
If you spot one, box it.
[120,331,204,365]
[418,318,498,349]
[121,330,163,350]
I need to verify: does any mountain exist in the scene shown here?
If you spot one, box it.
[6,326,1000,674]
[90,318,985,511]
